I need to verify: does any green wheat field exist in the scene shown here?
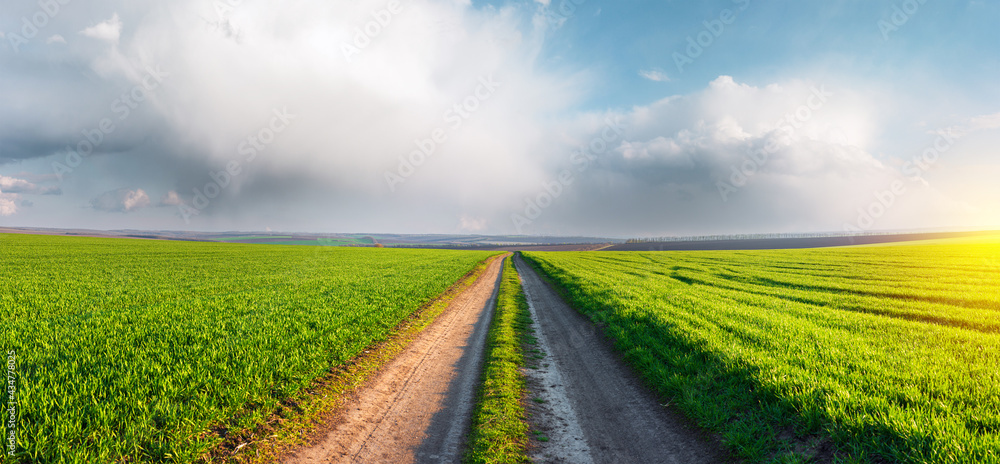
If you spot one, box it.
[0,234,495,463]
[524,235,1000,463]
[3,233,1000,462]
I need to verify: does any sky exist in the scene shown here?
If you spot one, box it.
[1,0,998,237]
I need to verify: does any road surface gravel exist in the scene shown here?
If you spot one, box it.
[514,254,727,464]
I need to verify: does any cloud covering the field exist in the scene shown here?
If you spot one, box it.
[1,0,998,235]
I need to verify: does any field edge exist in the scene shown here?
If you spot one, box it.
[203,252,506,463]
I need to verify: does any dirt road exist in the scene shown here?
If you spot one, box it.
[514,254,725,464]
[284,255,505,464]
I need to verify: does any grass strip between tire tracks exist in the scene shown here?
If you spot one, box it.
[465,255,533,464]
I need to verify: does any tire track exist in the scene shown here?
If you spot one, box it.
[514,254,726,464]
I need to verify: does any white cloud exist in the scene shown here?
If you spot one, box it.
[0,197,17,216]
[80,13,122,44]
[0,176,34,192]
[638,69,670,82]
[507,75,975,236]
[459,214,487,232]
[968,112,1000,131]
[159,190,183,206]
[617,137,694,167]
[100,0,578,230]
[123,189,150,211]
[46,35,66,44]
[944,112,1000,138]
[0,187,19,216]
[0,175,61,195]
[91,188,150,213]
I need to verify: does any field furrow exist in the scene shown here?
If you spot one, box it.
[524,238,1000,463]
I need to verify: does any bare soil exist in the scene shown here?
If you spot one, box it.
[514,254,729,463]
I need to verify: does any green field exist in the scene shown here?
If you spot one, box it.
[0,234,496,463]
[255,239,366,246]
[209,236,375,246]
[210,236,294,242]
[524,237,1000,463]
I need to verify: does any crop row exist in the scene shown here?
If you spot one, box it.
[524,238,1000,463]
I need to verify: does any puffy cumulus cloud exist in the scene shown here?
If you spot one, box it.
[91,188,150,212]
[0,172,56,218]
[0,175,61,195]
[508,76,980,236]
[0,176,34,192]
[0,192,19,216]
[158,190,182,206]
[602,76,882,183]
[122,189,151,211]
[80,13,123,44]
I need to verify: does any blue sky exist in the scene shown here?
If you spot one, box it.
[0,0,998,236]
[536,0,999,112]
